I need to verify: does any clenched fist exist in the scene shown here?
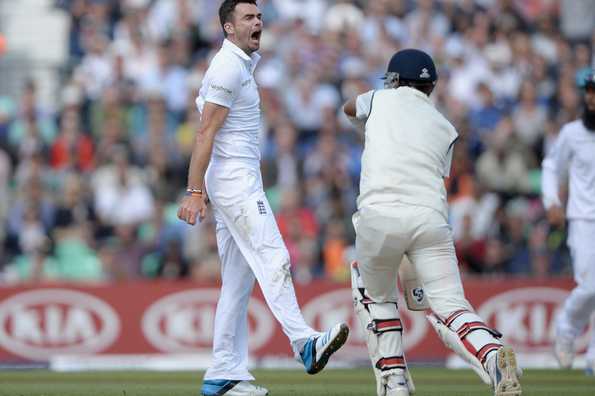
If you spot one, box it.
[546,205,565,228]
[177,194,208,225]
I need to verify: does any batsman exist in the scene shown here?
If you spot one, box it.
[343,49,522,396]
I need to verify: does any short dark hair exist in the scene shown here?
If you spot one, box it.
[219,0,257,37]
[399,80,435,96]
[385,74,435,96]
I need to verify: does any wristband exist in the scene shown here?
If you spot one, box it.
[186,188,203,197]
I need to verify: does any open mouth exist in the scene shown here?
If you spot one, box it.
[251,31,261,41]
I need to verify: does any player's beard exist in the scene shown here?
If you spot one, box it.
[582,106,595,131]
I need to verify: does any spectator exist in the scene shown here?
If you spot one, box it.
[49,173,103,281]
[450,179,500,243]
[322,217,349,282]
[0,97,14,146]
[293,237,320,285]
[74,32,113,101]
[502,198,532,274]
[276,188,319,264]
[476,117,532,197]
[8,81,56,161]
[468,82,507,140]
[559,0,595,45]
[139,42,189,115]
[284,75,341,145]
[6,176,55,251]
[263,121,301,193]
[106,223,153,280]
[91,146,154,230]
[512,81,548,149]
[186,217,221,282]
[51,108,95,172]
[0,147,10,236]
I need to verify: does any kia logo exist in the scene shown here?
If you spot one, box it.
[0,289,120,360]
[478,287,591,353]
[302,289,428,358]
[142,289,274,353]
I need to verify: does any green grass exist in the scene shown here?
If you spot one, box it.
[0,368,593,395]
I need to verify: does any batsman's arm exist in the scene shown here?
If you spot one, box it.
[343,90,374,130]
[177,102,229,225]
[343,97,357,118]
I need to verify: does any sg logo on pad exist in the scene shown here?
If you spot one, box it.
[412,288,425,304]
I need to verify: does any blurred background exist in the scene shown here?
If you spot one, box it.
[0,0,593,283]
[0,0,593,369]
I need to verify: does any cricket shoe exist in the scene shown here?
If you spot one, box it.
[385,374,410,396]
[300,322,349,374]
[584,360,594,376]
[201,379,268,396]
[554,336,575,369]
[487,346,522,396]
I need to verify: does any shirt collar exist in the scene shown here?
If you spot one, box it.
[222,39,261,73]
[397,86,432,104]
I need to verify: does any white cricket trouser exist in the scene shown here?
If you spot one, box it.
[204,158,317,380]
[355,204,473,320]
[557,219,595,361]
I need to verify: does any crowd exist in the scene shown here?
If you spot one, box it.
[0,0,593,284]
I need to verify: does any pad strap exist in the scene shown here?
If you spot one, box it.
[360,293,374,306]
[368,318,402,334]
[444,310,502,339]
[457,321,503,339]
[443,310,502,365]
[477,343,502,365]
[376,355,406,371]
[444,309,468,327]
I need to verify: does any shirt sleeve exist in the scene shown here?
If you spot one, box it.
[541,129,571,209]
[442,142,455,177]
[347,90,375,130]
[203,60,242,108]
[355,90,375,120]
[443,137,458,178]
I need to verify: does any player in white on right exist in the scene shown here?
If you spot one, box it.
[542,70,595,373]
[343,49,522,396]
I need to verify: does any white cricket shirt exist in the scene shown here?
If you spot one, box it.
[542,119,595,220]
[351,87,458,219]
[196,39,261,161]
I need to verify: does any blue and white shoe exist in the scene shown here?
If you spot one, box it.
[201,379,268,396]
[487,346,522,396]
[300,322,349,375]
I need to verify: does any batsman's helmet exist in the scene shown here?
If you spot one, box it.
[383,48,437,85]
